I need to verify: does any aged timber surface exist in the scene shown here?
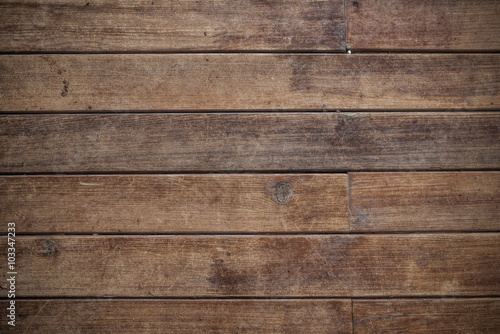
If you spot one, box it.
[0,299,352,333]
[0,113,498,173]
[353,299,500,333]
[350,172,500,232]
[0,174,348,233]
[3,298,497,333]
[347,0,500,51]
[0,54,498,111]
[1,234,498,297]
[0,0,345,52]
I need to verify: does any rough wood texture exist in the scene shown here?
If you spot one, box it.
[353,299,500,333]
[0,0,345,52]
[0,54,498,111]
[0,174,348,233]
[1,234,498,297]
[1,113,498,173]
[350,172,500,232]
[347,0,500,51]
[0,299,352,333]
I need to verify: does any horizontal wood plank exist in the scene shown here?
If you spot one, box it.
[0,54,498,111]
[1,234,498,297]
[0,0,345,52]
[1,113,498,173]
[347,0,500,51]
[350,172,500,232]
[0,174,348,233]
[353,299,500,333]
[0,299,352,333]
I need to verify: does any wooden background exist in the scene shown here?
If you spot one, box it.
[1,0,499,332]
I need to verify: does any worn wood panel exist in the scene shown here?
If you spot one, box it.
[0,54,498,111]
[353,299,500,333]
[347,0,500,51]
[1,113,498,173]
[1,234,498,297]
[0,299,352,333]
[0,0,345,52]
[0,174,348,233]
[350,172,500,232]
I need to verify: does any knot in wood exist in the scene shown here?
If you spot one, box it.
[275,182,292,205]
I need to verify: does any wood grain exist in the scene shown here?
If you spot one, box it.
[0,0,345,52]
[0,174,348,233]
[0,54,498,111]
[350,172,500,232]
[1,113,498,173]
[347,0,500,51]
[1,234,498,297]
[0,299,352,333]
[353,299,500,333]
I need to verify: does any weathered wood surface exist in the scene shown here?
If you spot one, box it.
[350,172,500,232]
[353,299,500,333]
[1,113,498,173]
[0,1,498,330]
[0,0,345,52]
[1,234,498,297]
[347,0,500,51]
[0,54,498,111]
[0,174,348,233]
[0,299,352,333]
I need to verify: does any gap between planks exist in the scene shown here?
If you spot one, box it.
[2,296,500,300]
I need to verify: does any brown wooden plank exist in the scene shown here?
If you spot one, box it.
[353,299,500,333]
[0,299,352,333]
[0,174,348,233]
[1,234,498,297]
[0,54,498,111]
[350,172,500,232]
[0,0,345,52]
[347,0,500,51]
[1,113,499,173]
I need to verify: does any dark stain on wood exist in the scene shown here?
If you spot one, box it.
[37,239,57,257]
[207,258,251,294]
[60,79,69,97]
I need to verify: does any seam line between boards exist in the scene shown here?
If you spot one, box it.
[4,232,500,236]
[2,296,500,300]
[1,169,500,176]
[0,51,498,55]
